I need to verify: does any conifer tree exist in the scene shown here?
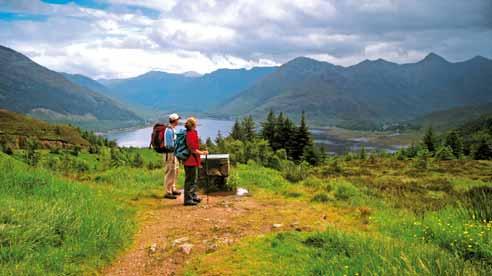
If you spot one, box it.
[281,116,296,159]
[231,119,244,141]
[241,115,256,141]
[215,130,224,145]
[261,110,276,146]
[423,126,437,153]
[293,111,312,161]
[444,130,463,158]
[271,112,285,150]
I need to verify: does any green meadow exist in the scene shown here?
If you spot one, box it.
[1,145,491,275]
[188,159,492,275]
[1,112,492,275]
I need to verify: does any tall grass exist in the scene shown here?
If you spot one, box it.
[0,153,135,275]
[189,229,487,275]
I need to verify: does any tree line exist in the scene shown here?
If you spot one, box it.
[206,111,325,166]
[398,116,492,160]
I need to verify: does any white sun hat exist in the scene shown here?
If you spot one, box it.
[169,113,181,121]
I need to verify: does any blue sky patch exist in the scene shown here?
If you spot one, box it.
[0,12,48,22]
[41,0,108,9]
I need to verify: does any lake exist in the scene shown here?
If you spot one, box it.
[105,119,403,154]
[105,118,234,148]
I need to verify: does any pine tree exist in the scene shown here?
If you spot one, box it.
[423,126,437,153]
[293,111,311,161]
[444,130,463,158]
[241,115,256,141]
[231,119,244,141]
[215,130,224,145]
[281,116,296,159]
[205,137,214,149]
[271,112,285,150]
[215,130,226,152]
[261,110,276,146]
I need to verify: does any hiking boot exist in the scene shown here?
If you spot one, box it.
[172,190,181,196]
[193,197,202,203]
[164,193,177,199]
[184,201,198,206]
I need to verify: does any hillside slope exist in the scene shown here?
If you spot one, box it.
[218,54,492,127]
[0,45,142,127]
[410,102,492,131]
[0,109,89,148]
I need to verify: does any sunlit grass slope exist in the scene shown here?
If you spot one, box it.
[0,152,135,275]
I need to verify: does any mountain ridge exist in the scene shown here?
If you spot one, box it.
[217,53,492,128]
[0,45,142,130]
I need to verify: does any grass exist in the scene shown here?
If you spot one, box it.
[0,147,172,275]
[186,156,492,275]
[189,229,486,275]
[0,152,135,275]
[2,144,492,275]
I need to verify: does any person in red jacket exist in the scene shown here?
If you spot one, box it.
[183,117,208,206]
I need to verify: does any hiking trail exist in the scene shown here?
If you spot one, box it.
[103,191,354,275]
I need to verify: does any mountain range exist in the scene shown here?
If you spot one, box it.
[98,66,277,112]
[0,45,142,130]
[2,43,492,131]
[218,53,492,127]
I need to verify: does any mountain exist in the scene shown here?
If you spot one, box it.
[218,53,492,127]
[61,72,113,95]
[99,66,277,112]
[0,45,142,129]
[0,109,89,148]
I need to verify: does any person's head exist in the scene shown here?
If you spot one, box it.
[168,113,181,127]
[185,117,197,131]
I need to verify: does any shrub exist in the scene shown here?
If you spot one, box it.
[413,148,431,169]
[73,159,90,173]
[70,145,81,156]
[132,153,145,168]
[465,186,492,222]
[282,161,309,183]
[50,147,61,154]
[266,155,282,170]
[333,180,360,200]
[435,145,455,160]
[303,177,332,192]
[471,138,492,160]
[311,192,332,203]
[24,140,40,166]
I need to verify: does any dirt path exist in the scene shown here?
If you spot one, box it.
[103,191,355,276]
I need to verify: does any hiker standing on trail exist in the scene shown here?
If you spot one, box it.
[163,113,182,199]
[182,117,208,206]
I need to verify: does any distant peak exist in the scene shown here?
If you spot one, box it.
[182,71,202,78]
[420,52,448,64]
[285,56,317,65]
[470,55,490,62]
[352,58,397,69]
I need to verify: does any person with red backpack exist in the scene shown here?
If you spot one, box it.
[163,113,182,199]
[149,113,182,199]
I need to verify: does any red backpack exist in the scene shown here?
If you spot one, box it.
[149,123,174,153]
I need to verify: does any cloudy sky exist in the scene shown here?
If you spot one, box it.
[1,0,491,79]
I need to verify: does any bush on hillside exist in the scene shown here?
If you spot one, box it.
[282,161,309,182]
[333,180,360,200]
[465,186,492,222]
[435,145,455,160]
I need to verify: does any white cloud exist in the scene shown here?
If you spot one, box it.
[1,0,490,78]
[105,0,177,12]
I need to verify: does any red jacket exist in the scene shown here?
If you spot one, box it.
[184,129,201,167]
